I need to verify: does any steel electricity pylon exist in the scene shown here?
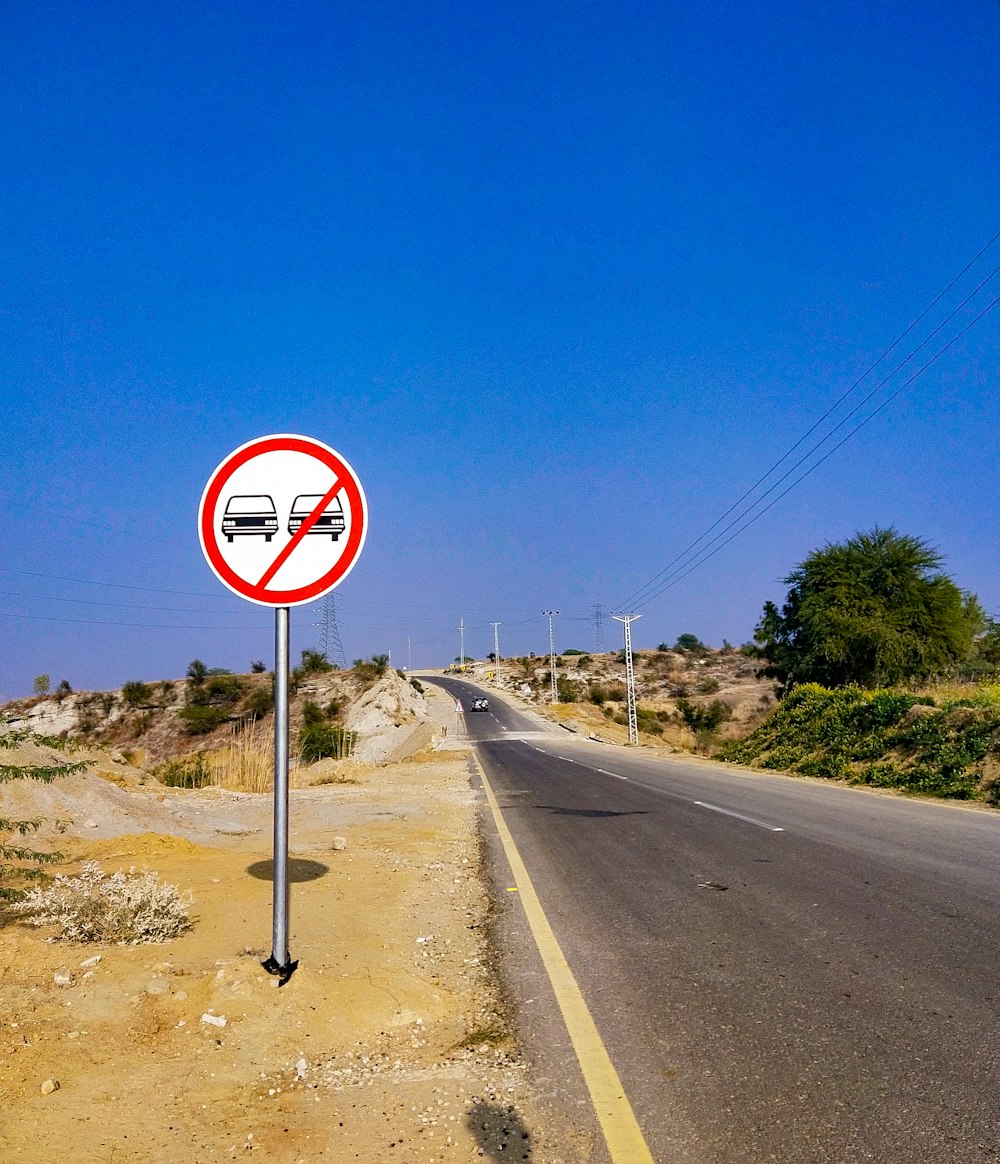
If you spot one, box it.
[315,592,347,669]
[543,610,560,703]
[612,613,642,744]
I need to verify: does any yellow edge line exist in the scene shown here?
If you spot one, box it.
[472,754,656,1164]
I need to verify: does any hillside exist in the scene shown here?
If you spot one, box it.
[479,643,777,750]
[1,663,434,772]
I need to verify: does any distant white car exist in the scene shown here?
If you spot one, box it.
[469,698,490,712]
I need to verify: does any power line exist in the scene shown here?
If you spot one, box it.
[616,232,1000,611]
[631,292,1000,608]
[0,611,270,631]
[0,589,263,616]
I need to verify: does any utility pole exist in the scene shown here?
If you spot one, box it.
[612,613,642,745]
[490,621,501,684]
[459,618,465,669]
[543,610,560,703]
[407,636,412,671]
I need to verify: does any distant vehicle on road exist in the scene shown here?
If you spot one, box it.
[470,697,490,712]
[288,494,346,539]
[222,495,278,542]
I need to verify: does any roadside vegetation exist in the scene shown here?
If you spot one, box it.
[0,729,86,901]
[725,528,1000,802]
[718,683,1000,801]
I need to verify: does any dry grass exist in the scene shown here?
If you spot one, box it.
[207,721,290,793]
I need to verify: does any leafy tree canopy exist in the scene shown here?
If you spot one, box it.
[753,528,980,691]
[674,633,707,652]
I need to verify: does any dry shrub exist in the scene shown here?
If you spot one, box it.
[14,860,192,943]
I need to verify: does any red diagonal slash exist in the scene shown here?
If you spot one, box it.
[256,474,347,589]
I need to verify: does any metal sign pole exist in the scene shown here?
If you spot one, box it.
[263,605,297,984]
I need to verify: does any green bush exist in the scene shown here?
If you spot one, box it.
[635,706,665,736]
[121,681,153,707]
[589,682,626,704]
[556,676,581,703]
[353,655,388,682]
[677,698,732,735]
[242,686,274,719]
[299,724,354,762]
[156,753,213,788]
[300,649,333,674]
[301,699,325,726]
[177,705,230,735]
[205,674,244,703]
[409,678,424,695]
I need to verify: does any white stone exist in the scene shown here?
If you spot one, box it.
[200,1013,227,1028]
[40,1079,59,1095]
[78,954,102,969]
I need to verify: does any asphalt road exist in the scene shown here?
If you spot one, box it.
[431,676,1000,1164]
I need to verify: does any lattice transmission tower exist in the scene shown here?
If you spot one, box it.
[592,602,607,654]
[315,593,347,669]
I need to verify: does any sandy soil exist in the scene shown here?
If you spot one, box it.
[0,742,565,1163]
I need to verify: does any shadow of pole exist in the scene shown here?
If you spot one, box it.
[466,1099,533,1160]
[245,858,329,882]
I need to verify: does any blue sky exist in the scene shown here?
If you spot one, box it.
[1,1,998,696]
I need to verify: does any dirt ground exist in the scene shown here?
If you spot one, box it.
[0,738,569,1163]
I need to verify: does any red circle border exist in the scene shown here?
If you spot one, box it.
[198,435,367,607]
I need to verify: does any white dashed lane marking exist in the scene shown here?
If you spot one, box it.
[693,801,784,832]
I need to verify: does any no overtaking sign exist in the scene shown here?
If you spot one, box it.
[198,434,368,985]
[199,434,368,607]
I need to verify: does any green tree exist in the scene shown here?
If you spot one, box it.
[32,675,50,696]
[674,633,706,653]
[1,730,90,902]
[753,528,978,692]
[186,659,208,686]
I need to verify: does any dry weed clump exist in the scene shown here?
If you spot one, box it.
[14,860,192,943]
[209,721,276,793]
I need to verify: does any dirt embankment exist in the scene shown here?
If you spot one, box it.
[0,679,575,1163]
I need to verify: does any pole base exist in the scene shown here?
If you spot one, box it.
[261,954,299,986]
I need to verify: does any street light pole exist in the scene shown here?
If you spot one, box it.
[459,618,465,669]
[543,610,560,703]
[612,613,641,745]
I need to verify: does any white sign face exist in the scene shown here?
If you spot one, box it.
[199,434,368,607]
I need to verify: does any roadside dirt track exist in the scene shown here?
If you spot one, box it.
[0,745,578,1163]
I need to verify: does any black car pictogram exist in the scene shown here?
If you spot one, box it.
[288,494,346,540]
[221,495,279,542]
